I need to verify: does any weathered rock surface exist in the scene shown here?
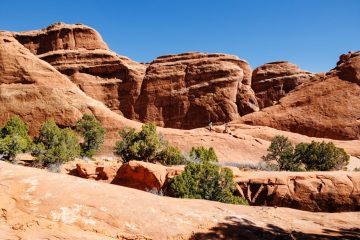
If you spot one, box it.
[135,52,259,129]
[241,51,360,140]
[336,51,360,84]
[1,162,360,240]
[15,22,146,117]
[0,30,141,139]
[112,160,184,191]
[236,171,360,212]
[252,61,316,108]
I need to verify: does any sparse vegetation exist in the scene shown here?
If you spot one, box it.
[115,123,187,165]
[0,116,32,161]
[263,135,350,171]
[32,120,80,167]
[189,146,218,163]
[76,114,106,158]
[169,160,247,205]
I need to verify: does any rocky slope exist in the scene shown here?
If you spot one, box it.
[15,22,146,117]
[0,30,140,138]
[241,51,360,140]
[135,52,259,128]
[1,162,359,239]
[252,61,317,108]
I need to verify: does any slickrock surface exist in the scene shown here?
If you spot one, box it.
[252,61,316,108]
[241,51,360,140]
[1,162,360,240]
[135,52,259,129]
[15,22,146,117]
[235,171,360,212]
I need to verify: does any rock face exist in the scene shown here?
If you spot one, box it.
[236,171,360,212]
[0,30,141,140]
[2,162,360,240]
[336,51,360,84]
[15,22,146,117]
[14,23,259,129]
[112,161,184,191]
[252,61,315,108]
[135,52,259,129]
[241,51,360,140]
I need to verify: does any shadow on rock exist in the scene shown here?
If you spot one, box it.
[190,216,360,240]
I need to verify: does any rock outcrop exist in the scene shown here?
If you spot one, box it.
[252,61,316,108]
[241,51,360,140]
[112,160,184,191]
[2,161,360,239]
[236,171,360,212]
[14,23,260,128]
[15,22,146,117]
[135,52,259,129]
[0,30,141,140]
[336,51,360,84]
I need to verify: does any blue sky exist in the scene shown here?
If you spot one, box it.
[1,0,359,72]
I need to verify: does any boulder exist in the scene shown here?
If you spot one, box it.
[135,52,259,129]
[236,171,360,212]
[112,161,184,191]
[252,61,316,108]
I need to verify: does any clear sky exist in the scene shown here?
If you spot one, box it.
[1,0,359,72]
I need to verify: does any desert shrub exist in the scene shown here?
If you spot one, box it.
[115,123,185,165]
[32,120,80,167]
[293,141,349,171]
[169,161,247,205]
[0,116,32,161]
[158,145,187,165]
[189,146,218,163]
[263,135,349,171]
[76,114,106,158]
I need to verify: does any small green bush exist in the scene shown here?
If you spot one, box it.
[115,123,185,165]
[190,146,218,163]
[32,120,80,166]
[294,141,349,171]
[263,135,349,171]
[158,145,187,165]
[0,116,32,161]
[169,161,247,205]
[76,114,106,158]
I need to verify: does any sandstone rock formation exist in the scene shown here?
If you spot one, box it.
[236,171,360,212]
[241,51,360,140]
[14,23,259,129]
[336,51,360,84]
[1,161,360,239]
[252,61,316,108]
[0,30,141,140]
[15,22,146,117]
[135,52,259,129]
[112,160,184,191]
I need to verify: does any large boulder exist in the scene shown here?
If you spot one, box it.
[112,161,184,191]
[236,171,360,212]
[15,22,146,118]
[241,51,360,140]
[252,61,316,108]
[135,52,259,129]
